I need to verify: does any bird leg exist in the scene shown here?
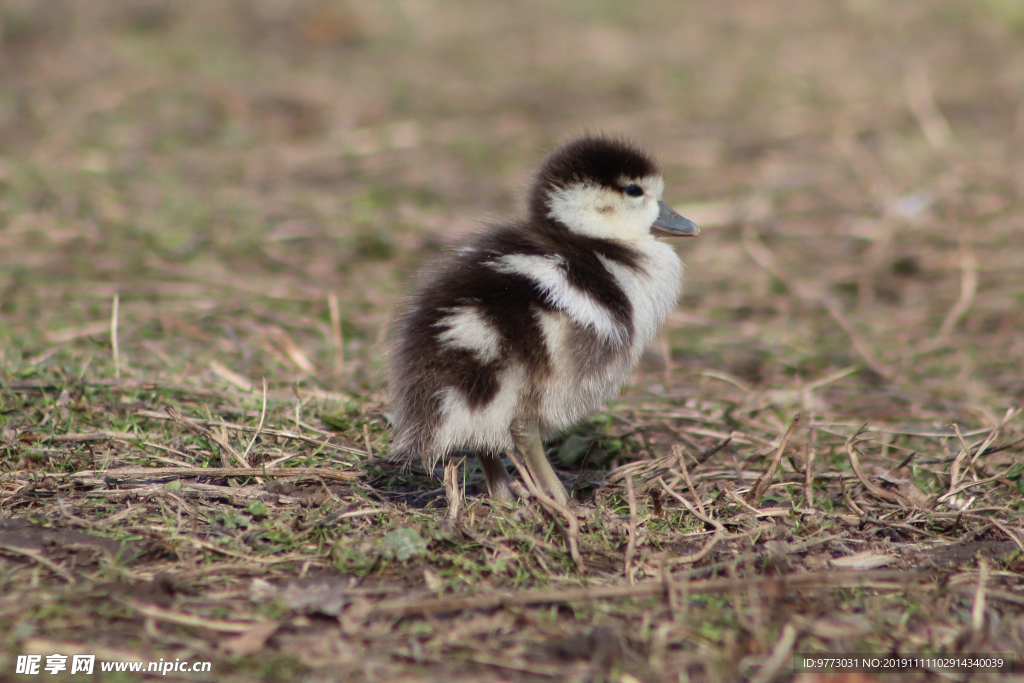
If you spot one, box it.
[477,452,516,504]
[511,421,569,506]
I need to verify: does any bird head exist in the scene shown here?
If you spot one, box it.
[529,135,698,242]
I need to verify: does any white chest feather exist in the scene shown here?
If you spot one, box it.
[535,239,682,434]
[602,239,683,351]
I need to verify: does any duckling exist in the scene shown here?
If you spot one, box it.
[388,135,698,506]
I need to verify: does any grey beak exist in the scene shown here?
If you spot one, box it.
[651,201,699,237]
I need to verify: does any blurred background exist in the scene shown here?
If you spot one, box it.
[1,0,1022,419]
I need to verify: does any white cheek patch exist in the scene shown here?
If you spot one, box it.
[488,253,626,343]
[643,175,665,201]
[547,178,664,241]
[434,307,503,362]
[629,175,663,230]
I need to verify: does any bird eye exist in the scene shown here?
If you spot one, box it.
[623,184,644,197]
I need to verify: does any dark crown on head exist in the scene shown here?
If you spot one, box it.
[529,136,660,219]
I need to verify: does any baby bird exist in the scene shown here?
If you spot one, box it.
[388,135,698,506]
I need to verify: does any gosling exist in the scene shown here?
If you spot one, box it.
[388,135,698,505]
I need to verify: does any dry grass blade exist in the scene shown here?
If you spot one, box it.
[363,424,374,459]
[724,488,789,517]
[220,621,282,658]
[743,224,896,380]
[165,406,248,467]
[948,423,972,494]
[804,432,817,507]
[328,291,344,373]
[136,409,363,453]
[750,622,799,683]
[658,478,726,565]
[506,449,583,573]
[746,413,800,506]
[242,378,269,465]
[935,463,1019,506]
[823,297,896,380]
[623,474,638,581]
[209,360,254,392]
[110,293,121,379]
[904,60,952,150]
[845,426,913,507]
[444,459,462,523]
[928,236,977,351]
[672,444,705,515]
[988,519,1024,552]
[34,431,138,443]
[0,544,77,583]
[465,655,564,678]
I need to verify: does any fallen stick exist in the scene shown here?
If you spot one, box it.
[59,466,360,482]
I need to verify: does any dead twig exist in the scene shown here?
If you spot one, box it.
[693,435,733,467]
[124,599,267,634]
[371,569,928,617]
[63,466,359,482]
[971,557,988,637]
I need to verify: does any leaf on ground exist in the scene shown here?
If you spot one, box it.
[830,551,894,570]
[220,621,279,657]
[381,527,428,562]
[320,412,350,431]
[282,578,350,617]
[873,467,932,507]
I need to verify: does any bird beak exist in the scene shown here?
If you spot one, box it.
[651,201,699,237]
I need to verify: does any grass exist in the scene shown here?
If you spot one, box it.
[2,0,1024,681]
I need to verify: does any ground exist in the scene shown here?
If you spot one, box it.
[1,1,1023,681]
